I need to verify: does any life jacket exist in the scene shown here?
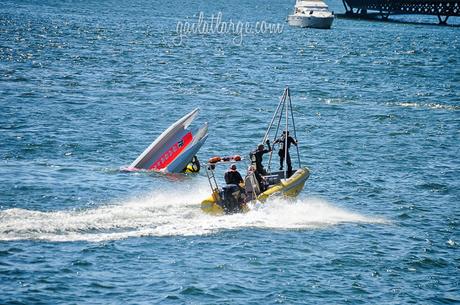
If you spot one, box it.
[184,156,200,173]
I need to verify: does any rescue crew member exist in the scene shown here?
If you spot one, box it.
[245,165,266,196]
[250,139,272,176]
[224,164,243,185]
[274,131,298,176]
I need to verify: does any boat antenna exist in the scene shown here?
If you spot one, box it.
[282,87,289,178]
[264,89,287,173]
[262,89,287,144]
[268,100,285,173]
[287,87,301,168]
[262,87,300,176]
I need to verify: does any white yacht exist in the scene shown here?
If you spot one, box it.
[288,0,334,29]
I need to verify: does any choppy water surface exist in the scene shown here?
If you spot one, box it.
[1,0,459,304]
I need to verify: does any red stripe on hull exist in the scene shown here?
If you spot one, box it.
[149,132,193,170]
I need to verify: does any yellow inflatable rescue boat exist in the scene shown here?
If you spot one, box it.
[201,86,310,215]
[201,167,310,215]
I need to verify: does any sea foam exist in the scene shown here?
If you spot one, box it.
[0,184,385,242]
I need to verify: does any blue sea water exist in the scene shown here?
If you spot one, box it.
[1,0,459,304]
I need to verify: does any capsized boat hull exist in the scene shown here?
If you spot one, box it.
[201,167,310,215]
[128,108,208,173]
[163,125,208,173]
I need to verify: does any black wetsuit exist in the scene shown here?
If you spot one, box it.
[253,170,266,192]
[274,135,297,175]
[222,170,245,213]
[250,147,271,176]
[224,170,243,185]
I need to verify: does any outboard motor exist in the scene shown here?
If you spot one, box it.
[219,184,244,214]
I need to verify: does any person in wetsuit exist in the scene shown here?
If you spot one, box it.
[224,164,243,185]
[274,131,298,177]
[244,165,266,201]
[250,140,272,176]
[222,164,245,213]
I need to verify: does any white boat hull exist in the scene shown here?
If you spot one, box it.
[288,14,334,29]
[128,108,208,173]
[164,125,208,173]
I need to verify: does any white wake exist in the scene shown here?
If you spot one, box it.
[0,183,385,242]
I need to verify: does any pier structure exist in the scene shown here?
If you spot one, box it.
[342,0,460,24]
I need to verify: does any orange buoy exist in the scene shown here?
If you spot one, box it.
[233,155,241,161]
[208,156,221,164]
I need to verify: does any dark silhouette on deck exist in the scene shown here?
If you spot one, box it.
[342,0,459,24]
